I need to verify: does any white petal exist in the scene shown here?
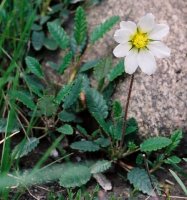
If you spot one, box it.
[138,13,155,32]
[113,43,131,58]
[149,24,169,40]
[148,41,170,58]
[114,29,131,43]
[138,49,157,75]
[120,21,137,34]
[125,49,139,74]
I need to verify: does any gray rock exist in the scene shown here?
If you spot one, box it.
[85,0,187,136]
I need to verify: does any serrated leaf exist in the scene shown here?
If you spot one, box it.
[102,82,115,102]
[10,90,36,110]
[111,101,123,140]
[24,75,44,97]
[107,60,124,82]
[12,137,39,159]
[70,141,100,152]
[94,137,110,147]
[86,88,108,119]
[74,6,87,45]
[91,160,111,174]
[93,57,112,82]
[110,120,123,140]
[140,137,172,152]
[31,31,44,51]
[90,16,119,44]
[112,100,123,119]
[59,164,91,188]
[93,114,110,135]
[0,118,19,133]
[58,51,73,74]
[165,156,181,164]
[25,56,43,78]
[70,34,87,55]
[166,130,183,153]
[127,168,155,195]
[79,59,100,73]
[37,95,58,116]
[57,124,73,135]
[47,22,69,49]
[76,125,89,137]
[63,77,82,109]
[55,83,73,104]
[58,110,77,122]
[171,129,183,146]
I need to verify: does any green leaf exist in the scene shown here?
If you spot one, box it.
[57,124,73,135]
[90,16,120,44]
[70,141,100,152]
[171,129,183,147]
[94,137,110,147]
[12,137,39,159]
[58,110,77,122]
[63,77,82,109]
[107,60,124,82]
[126,118,138,136]
[166,129,183,153]
[24,75,44,97]
[92,114,110,135]
[10,90,36,110]
[165,156,181,164]
[86,88,108,119]
[37,95,58,116]
[58,51,73,74]
[126,126,137,135]
[70,34,86,55]
[74,6,87,45]
[128,168,156,195]
[59,164,91,188]
[31,23,42,31]
[169,169,187,195]
[140,137,172,152]
[31,31,44,51]
[94,58,112,88]
[55,83,73,104]
[25,56,43,78]
[112,100,123,119]
[111,101,123,140]
[43,37,58,50]
[91,160,111,174]
[76,125,89,137]
[0,118,19,133]
[47,22,69,49]
[110,121,122,140]
[79,59,100,73]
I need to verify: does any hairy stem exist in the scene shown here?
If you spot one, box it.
[120,74,134,148]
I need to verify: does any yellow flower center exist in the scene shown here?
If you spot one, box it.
[131,31,148,49]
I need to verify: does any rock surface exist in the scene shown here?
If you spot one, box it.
[86,0,187,136]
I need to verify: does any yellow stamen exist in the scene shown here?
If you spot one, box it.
[131,31,148,49]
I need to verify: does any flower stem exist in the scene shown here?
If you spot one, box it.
[120,74,134,148]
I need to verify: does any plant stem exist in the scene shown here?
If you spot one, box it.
[120,74,134,148]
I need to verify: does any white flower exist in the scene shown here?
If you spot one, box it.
[113,13,170,75]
